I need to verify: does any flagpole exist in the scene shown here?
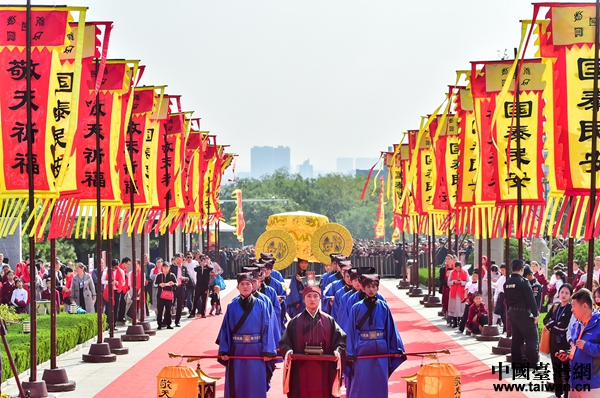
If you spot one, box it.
[586,0,600,289]
[25,0,38,384]
[514,48,524,260]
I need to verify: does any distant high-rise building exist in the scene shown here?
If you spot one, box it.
[298,159,313,179]
[336,158,354,175]
[355,157,380,170]
[251,146,290,179]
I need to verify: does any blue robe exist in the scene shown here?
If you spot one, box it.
[320,271,332,288]
[259,285,282,341]
[270,269,284,283]
[217,295,278,398]
[343,291,386,332]
[322,279,344,314]
[265,277,287,332]
[336,288,358,332]
[286,275,305,318]
[346,297,405,398]
[331,284,353,323]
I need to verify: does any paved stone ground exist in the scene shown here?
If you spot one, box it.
[1,279,558,397]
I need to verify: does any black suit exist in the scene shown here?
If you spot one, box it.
[393,246,406,278]
[169,263,191,325]
[190,264,213,317]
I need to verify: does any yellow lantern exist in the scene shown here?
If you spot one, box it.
[196,363,220,398]
[156,365,198,398]
[417,362,461,398]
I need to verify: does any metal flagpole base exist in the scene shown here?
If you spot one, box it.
[105,337,129,355]
[138,321,156,336]
[419,294,430,304]
[475,325,501,341]
[397,280,411,289]
[20,380,54,398]
[406,286,414,295]
[491,336,512,355]
[408,287,424,297]
[121,325,150,342]
[424,296,442,308]
[82,343,117,363]
[42,368,76,392]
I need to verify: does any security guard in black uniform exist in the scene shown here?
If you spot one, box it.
[504,259,539,367]
[523,265,543,311]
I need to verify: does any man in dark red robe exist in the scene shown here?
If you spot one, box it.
[280,285,346,398]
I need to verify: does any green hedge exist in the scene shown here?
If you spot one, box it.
[1,313,106,382]
[418,267,441,288]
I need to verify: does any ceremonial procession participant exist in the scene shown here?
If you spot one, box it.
[287,258,310,318]
[556,288,600,397]
[320,254,342,289]
[342,268,382,330]
[336,268,363,329]
[493,263,507,333]
[261,253,284,283]
[447,261,468,328]
[346,274,405,398]
[544,283,573,398]
[279,284,346,398]
[216,273,278,398]
[252,264,283,339]
[504,259,539,367]
[260,261,287,332]
[331,262,354,322]
[322,259,350,314]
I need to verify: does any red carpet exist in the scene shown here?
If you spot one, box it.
[97,285,523,397]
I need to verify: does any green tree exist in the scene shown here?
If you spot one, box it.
[549,241,600,270]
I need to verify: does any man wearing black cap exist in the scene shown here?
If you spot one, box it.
[346,275,405,397]
[504,259,539,367]
[341,267,384,330]
[331,263,354,323]
[262,261,287,332]
[322,258,349,315]
[216,273,278,398]
[260,253,284,283]
[286,258,310,318]
[279,284,346,398]
[246,265,282,340]
[336,268,363,331]
[320,254,342,290]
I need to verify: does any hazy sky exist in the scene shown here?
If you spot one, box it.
[16,1,537,173]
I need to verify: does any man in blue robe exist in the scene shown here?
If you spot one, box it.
[262,261,288,332]
[243,266,281,340]
[322,259,350,314]
[286,259,309,318]
[217,273,278,398]
[346,274,405,398]
[260,253,284,283]
[335,269,362,330]
[331,263,354,322]
[320,254,343,290]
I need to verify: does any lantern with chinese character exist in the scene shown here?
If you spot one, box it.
[402,373,418,398]
[196,363,220,398]
[417,362,461,398]
[156,365,198,398]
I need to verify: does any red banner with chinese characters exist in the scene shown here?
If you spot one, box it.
[0,8,76,239]
[537,3,600,239]
[455,86,477,234]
